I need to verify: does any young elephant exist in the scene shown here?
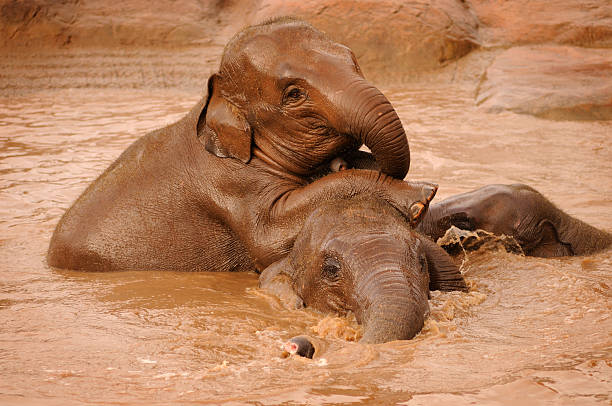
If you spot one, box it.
[330,155,612,257]
[47,18,435,273]
[260,197,467,344]
[418,184,612,257]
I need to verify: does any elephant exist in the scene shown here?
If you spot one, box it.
[47,17,438,273]
[259,196,467,344]
[417,184,612,257]
[327,155,612,257]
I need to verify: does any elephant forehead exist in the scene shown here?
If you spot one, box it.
[321,232,420,274]
[301,200,412,249]
[324,231,408,250]
[237,32,354,80]
[239,35,282,73]
[264,23,351,59]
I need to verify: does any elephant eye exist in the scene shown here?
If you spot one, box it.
[321,256,341,282]
[283,85,306,106]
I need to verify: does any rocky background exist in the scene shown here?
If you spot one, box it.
[1,0,611,120]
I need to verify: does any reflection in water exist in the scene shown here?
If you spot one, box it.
[0,82,611,404]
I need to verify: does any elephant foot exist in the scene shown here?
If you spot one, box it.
[282,335,315,359]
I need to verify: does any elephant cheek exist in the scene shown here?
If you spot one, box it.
[252,124,343,176]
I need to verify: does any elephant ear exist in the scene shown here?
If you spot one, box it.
[259,257,304,310]
[197,74,252,163]
[419,236,468,292]
[526,219,574,257]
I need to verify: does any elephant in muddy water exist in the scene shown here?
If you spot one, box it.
[260,197,467,344]
[328,155,612,257]
[418,184,612,257]
[47,17,437,273]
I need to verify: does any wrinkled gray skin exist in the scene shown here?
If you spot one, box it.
[47,18,437,273]
[418,184,612,257]
[260,197,467,344]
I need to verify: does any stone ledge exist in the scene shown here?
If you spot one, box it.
[476,46,612,120]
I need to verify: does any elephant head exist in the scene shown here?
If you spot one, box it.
[197,17,410,179]
[419,183,612,257]
[260,197,467,344]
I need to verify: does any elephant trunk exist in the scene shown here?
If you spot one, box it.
[341,82,410,179]
[352,247,430,343]
[556,211,612,255]
[359,289,429,344]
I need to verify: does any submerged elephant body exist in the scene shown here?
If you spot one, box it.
[260,197,467,344]
[418,184,612,257]
[48,18,437,273]
[328,155,612,258]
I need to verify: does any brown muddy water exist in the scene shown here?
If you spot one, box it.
[1,51,611,405]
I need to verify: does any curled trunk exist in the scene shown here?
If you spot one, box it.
[340,82,411,179]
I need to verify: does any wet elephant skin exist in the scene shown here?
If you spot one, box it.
[329,154,612,257]
[260,197,467,344]
[47,17,437,273]
[418,184,612,257]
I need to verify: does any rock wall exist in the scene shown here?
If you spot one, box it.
[469,0,612,120]
[251,0,480,81]
[476,46,612,120]
[469,0,612,48]
[0,0,479,80]
[0,0,250,48]
[2,0,611,119]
